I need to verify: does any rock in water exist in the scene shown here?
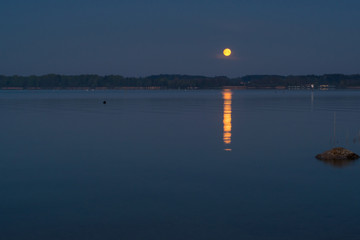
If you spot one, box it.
[316,147,359,161]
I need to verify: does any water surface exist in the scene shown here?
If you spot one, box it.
[1,90,360,240]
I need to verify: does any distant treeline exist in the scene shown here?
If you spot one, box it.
[242,74,360,89]
[0,74,237,89]
[1,74,360,89]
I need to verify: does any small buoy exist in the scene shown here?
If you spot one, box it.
[103,101,107,104]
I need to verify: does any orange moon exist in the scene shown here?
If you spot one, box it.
[223,48,231,56]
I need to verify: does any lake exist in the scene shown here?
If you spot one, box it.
[1,89,360,240]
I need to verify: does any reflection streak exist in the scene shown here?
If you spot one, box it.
[223,89,232,151]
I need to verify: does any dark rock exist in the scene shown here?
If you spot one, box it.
[316,147,359,167]
[316,147,359,160]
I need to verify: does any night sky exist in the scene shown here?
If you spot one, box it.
[1,0,359,77]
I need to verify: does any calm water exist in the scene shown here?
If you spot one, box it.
[1,90,360,240]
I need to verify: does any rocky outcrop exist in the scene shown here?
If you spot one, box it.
[316,147,359,160]
[316,147,359,167]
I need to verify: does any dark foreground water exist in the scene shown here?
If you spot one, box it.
[1,90,360,240]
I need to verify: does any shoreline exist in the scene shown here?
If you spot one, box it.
[0,86,358,91]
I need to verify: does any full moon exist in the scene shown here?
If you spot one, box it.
[223,48,231,56]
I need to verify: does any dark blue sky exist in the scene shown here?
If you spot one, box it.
[1,0,359,77]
